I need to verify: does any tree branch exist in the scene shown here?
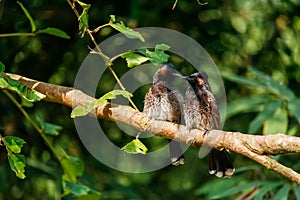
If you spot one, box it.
[7,73,300,184]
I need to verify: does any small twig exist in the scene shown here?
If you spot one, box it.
[92,23,110,33]
[196,0,208,6]
[172,0,178,10]
[0,33,36,37]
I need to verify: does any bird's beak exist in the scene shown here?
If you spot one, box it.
[172,72,187,79]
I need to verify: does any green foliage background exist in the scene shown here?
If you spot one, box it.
[0,0,300,199]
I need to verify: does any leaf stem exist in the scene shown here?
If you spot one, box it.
[0,33,36,37]
[92,23,110,33]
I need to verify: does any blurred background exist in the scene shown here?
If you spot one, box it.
[0,0,300,199]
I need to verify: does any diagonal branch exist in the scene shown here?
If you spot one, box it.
[6,73,300,183]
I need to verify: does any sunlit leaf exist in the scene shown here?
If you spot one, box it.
[155,43,170,51]
[151,44,170,64]
[17,1,36,32]
[36,28,70,39]
[96,89,132,104]
[109,16,145,42]
[64,181,101,199]
[109,15,116,22]
[36,116,62,136]
[226,96,270,118]
[0,74,45,102]
[71,104,93,118]
[121,138,148,154]
[77,0,91,10]
[77,1,91,37]
[248,101,281,133]
[137,44,170,65]
[71,90,132,118]
[3,136,26,154]
[21,96,34,107]
[273,184,290,200]
[263,105,288,134]
[8,153,26,179]
[0,76,8,87]
[0,61,5,72]
[121,51,150,68]
[58,148,84,182]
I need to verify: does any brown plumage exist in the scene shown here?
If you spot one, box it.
[143,63,184,166]
[183,72,234,178]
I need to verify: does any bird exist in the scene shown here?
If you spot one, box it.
[183,71,234,178]
[143,63,184,166]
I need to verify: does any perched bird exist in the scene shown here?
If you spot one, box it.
[183,72,234,177]
[143,63,184,166]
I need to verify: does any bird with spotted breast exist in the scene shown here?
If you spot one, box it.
[143,63,184,166]
[183,71,234,177]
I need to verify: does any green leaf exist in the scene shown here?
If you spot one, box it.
[121,52,150,68]
[248,101,282,133]
[71,104,93,118]
[263,105,288,134]
[109,16,145,42]
[155,43,170,51]
[273,184,290,200]
[0,61,5,72]
[250,67,295,100]
[3,136,26,154]
[0,76,8,87]
[209,181,269,199]
[77,1,91,37]
[195,178,238,196]
[79,12,89,37]
[96,89,132,105]
[121,138,148,154]
[77,0,91,10]
[254,182,281,200]
[17,1,36,32]
[0,74,46,102]
[288,98,300,124]
[222,71,264,88]
[226,96,270,118]
[71,90,132,118]
[21,96,34,107]
[64,181,101,199]
[137,44,170,65]
[293,184,300,200]
[36,116,62,136]
[58,148,84,182]
[109,15,116,22]
[223,68,295,101]
[234,166,259,174]
[8,153,26,179]
[36,28,70,39]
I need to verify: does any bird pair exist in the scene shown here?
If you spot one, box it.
[143,63,234,178]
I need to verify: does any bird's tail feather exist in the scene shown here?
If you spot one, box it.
[208,149,234,178]
[169,140,185,166]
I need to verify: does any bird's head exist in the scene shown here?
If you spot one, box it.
[153,63,181,83]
